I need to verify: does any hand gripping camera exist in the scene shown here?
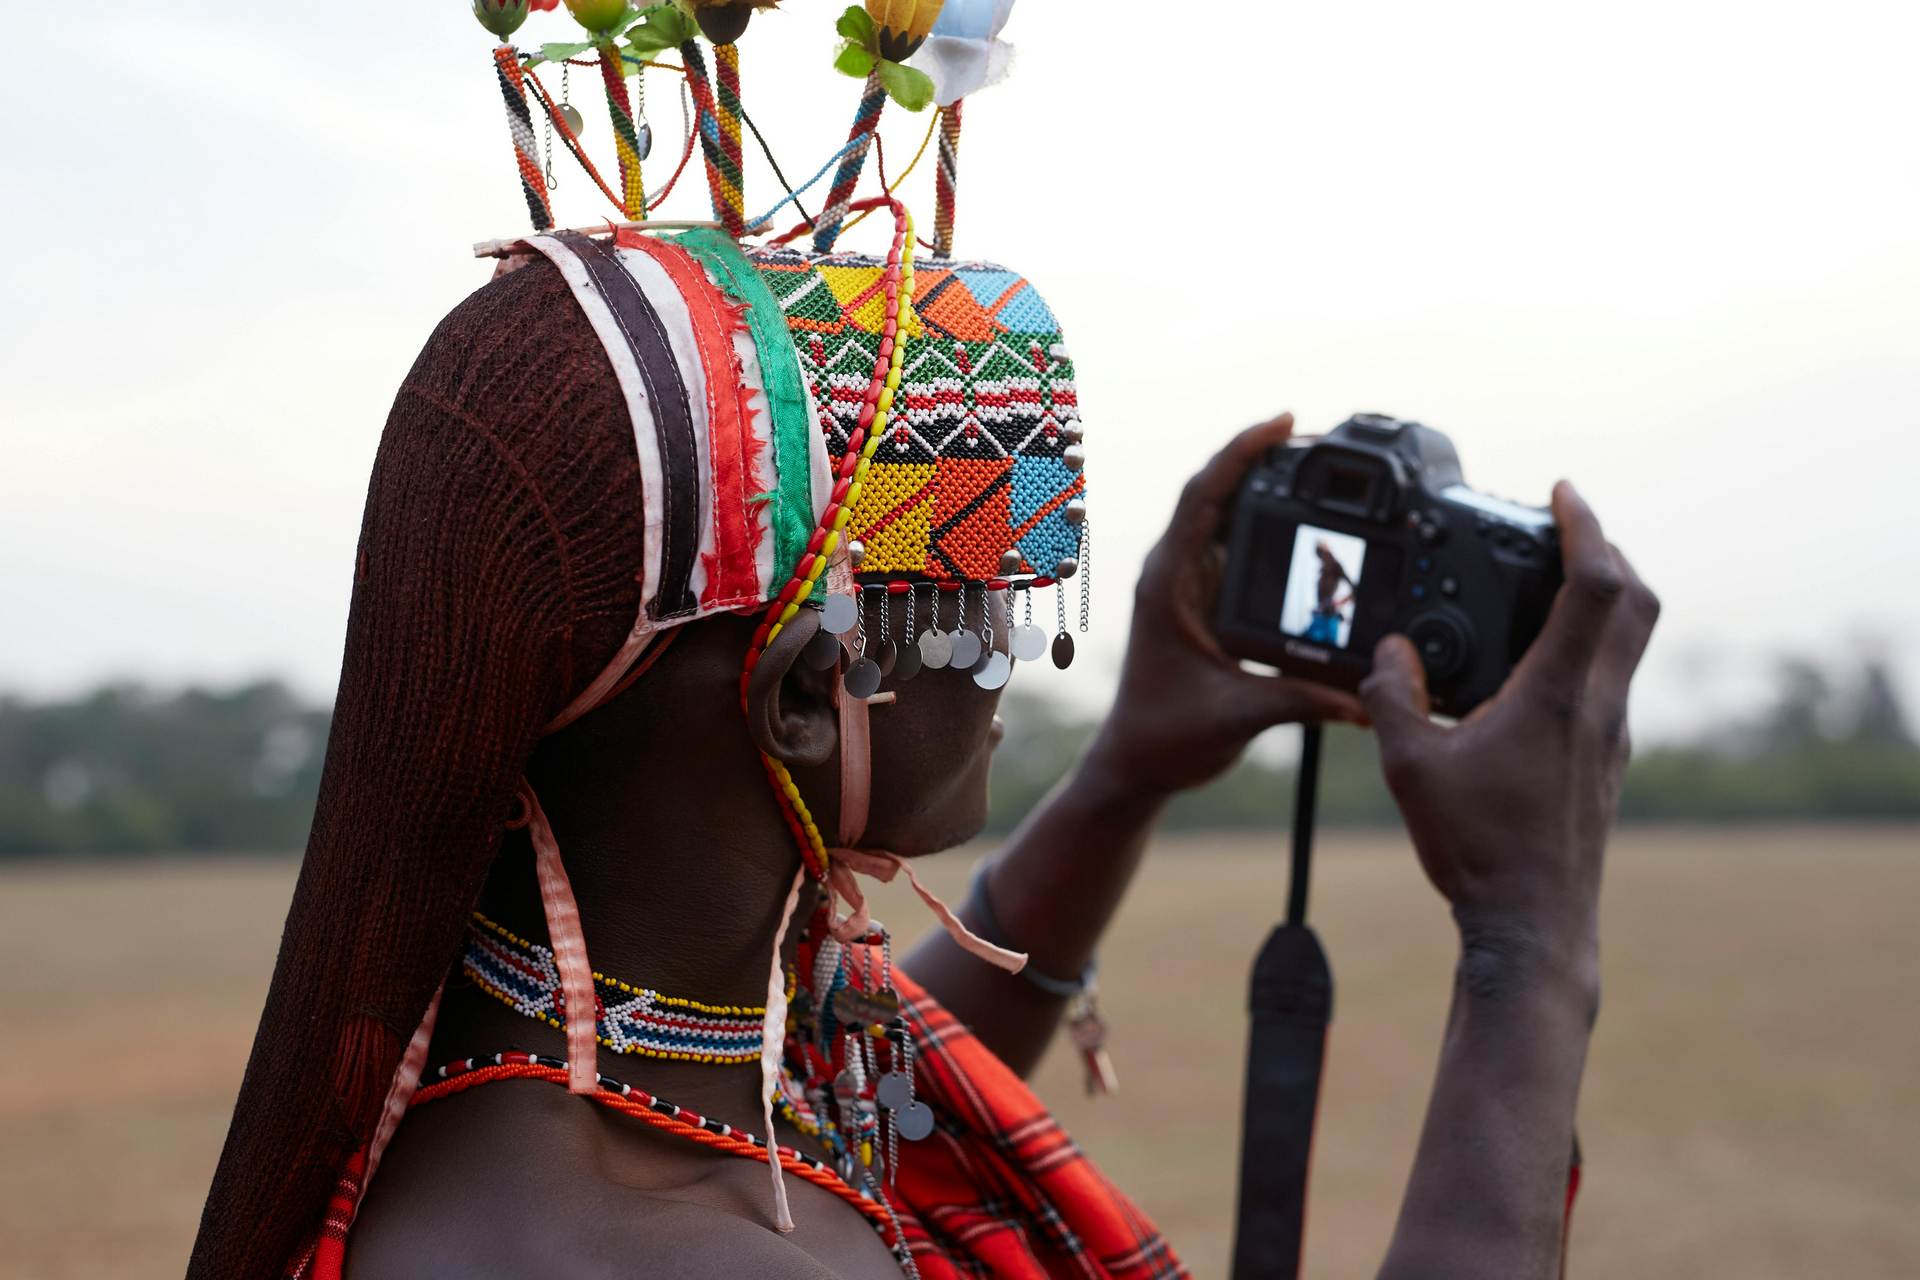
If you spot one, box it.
[1215,414,1563,716]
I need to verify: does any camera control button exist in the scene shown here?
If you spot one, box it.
[1410,583,1428,601]
[1407,611,1471,681]
[1418,519,1445,546]
[1441,576,1459,597]
[1416,556,1432,573]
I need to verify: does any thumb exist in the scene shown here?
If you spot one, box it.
[1360,635,1437,747]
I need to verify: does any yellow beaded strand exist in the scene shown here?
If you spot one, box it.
[761,212,917,871]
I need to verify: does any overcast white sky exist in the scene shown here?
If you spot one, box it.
[3,1,1917,743]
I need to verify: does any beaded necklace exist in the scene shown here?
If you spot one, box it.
[411,1050,917,1275]
[463,913,769,1065]
[451,901,934,1267]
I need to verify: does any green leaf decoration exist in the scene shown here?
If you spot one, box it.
[878,59,934,111]
[536,38,598,65]
[836,5,876,42]
[624,3,694,52]
[834,42,877,78]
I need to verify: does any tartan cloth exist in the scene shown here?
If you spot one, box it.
[282,967,1186,1279]
[886,969,1187,1280]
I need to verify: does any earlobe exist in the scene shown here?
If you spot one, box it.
[747,608,840,767]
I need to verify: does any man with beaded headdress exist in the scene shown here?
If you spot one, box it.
[190,2,1659,1276]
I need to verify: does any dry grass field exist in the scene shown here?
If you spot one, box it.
[2,827,1915,1279]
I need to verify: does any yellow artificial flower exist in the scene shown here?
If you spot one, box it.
[865,0,944,60]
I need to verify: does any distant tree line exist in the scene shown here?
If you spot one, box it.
[0,654,1915,858]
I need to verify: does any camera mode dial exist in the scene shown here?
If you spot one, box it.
[1406,609,1473,682]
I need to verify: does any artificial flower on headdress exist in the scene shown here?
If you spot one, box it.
[564,0,634,32]
[911,0,1014,107]
[529,0,644,67]
[832,2,942,111]
[472,0,535,37]
[619,1,699,63]
[681,0,782,44]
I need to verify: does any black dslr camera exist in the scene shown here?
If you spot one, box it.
[1215,414,1562,716]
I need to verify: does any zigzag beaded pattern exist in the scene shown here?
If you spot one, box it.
[750,248,1085,580]
[462,913,767,1065]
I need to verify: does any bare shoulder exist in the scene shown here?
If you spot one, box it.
[353,1188,840,1279]
[347,1080,844,1280]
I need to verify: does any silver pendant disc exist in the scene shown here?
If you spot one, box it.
[844,657,883,700]
[876,1070,913,1110]
[918,628,952,669]
[948,630,982,670]
[973,650,1012,690]
[876,639,899,677]
[1011,624,1048,663]
[820,594,859,636]
[804,627,844,670]
[894,1100,935,1141]
[893,640,923,681]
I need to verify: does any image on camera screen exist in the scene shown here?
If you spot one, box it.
[1278,525,1368,649]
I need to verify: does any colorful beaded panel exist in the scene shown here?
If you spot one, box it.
[462,914,767,1065]
[749,249,1086,582]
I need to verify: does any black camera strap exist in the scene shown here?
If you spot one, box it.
[1230,725,1333,1280]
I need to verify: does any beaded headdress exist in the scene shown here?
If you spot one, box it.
[455,0,1084,1232]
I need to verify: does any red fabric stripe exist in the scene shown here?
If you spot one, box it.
[616,233,764,608]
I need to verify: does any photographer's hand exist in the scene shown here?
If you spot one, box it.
[1091,412,1368,795]
[906,414,1363,1076]
[1369,481,1659,1280]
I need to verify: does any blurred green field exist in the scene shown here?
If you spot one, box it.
[2,827,1915,1279]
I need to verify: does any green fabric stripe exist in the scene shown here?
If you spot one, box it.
[674,229,814,584]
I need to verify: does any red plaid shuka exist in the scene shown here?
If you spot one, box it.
[284,968,1185,1279]
[886,970,1186,1279]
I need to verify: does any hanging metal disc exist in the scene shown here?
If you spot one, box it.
[894,1100,935,1141]
[804,627,844,671]
[844,657,883,700]
[918,628,953,670]
[1051,631,1076,669]
[876,1071,913,1110]
[1011,624,1048,663]
[949,629,982,671]
[636,118,653,161]
[876,639,899,677]
[559,103,585,136]
[821,594,859,636]
[973,650,1012,690]
[893,639,923,681]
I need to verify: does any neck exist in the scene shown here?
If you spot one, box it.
[444,673,838,1131]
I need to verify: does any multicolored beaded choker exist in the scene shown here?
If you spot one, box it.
[462,913,768,1065]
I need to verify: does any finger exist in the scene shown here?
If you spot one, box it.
[1511,480,1625,708]
[1231,671,1370,732]
[1588,542,1661,711]
[1360,635,1439,755]
[1155,413,1296,568]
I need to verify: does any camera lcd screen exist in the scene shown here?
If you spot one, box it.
[1278,525,1368,649]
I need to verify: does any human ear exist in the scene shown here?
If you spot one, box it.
[745,607,840,768]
